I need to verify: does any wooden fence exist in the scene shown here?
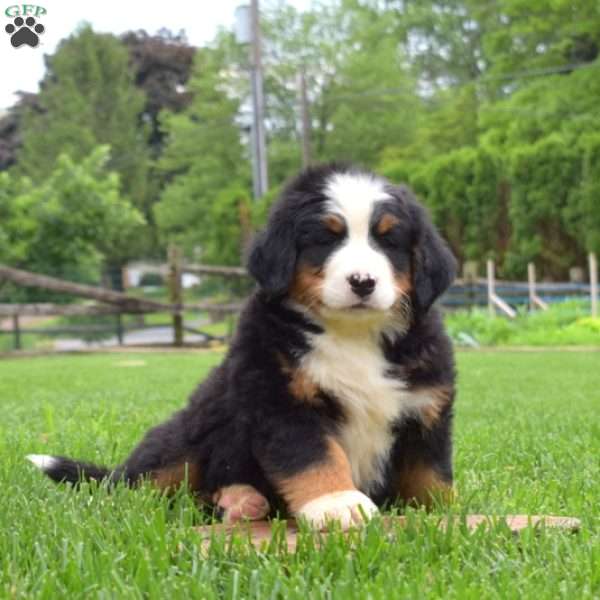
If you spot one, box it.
[0,250,244,351]
[445,255,598,318]
[1,252,598,351]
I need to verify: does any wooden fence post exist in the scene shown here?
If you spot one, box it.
[168,245,184,347]
[121,265,130,291]
[12,314,21,350]
[527,262,535,309]
[115,313,124,346]
[487,259,517,318]
[527,262,548,311]
[487,259,495,317]
[590,252,598,318]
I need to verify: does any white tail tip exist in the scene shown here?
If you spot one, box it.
[26,454,58,471]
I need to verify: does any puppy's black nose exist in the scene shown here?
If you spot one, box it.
[348,274,376,298]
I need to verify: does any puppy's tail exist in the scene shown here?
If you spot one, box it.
[26,454,113,486]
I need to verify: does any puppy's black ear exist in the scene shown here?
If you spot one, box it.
[247,211,297,296]
[410,202,457,314]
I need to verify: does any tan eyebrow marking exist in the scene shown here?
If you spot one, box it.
[376,213,400,235]
[322,213,346,234]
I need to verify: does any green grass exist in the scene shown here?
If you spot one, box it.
[1,351,599,599]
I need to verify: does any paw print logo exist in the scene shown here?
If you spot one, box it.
[5,16,45,48]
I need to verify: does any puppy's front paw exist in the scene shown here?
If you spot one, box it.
[296,490,378,530]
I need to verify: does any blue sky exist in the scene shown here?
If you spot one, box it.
[0,0,311,109]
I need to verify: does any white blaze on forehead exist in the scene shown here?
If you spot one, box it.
[320,171,399,313]
[324,172,390,229]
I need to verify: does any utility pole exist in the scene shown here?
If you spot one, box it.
[298,67,311,167]
[249,0,268,199]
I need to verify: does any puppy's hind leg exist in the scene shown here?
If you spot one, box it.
[110,412,204,494]
[212,484,271,523]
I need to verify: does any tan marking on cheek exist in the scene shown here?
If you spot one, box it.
[276,438,355,514]
[419,385,452,429]
[394,271,412,297]
[377,213,401,235]
[392,272,413,323]
[323,213,346,234]
[395,462,454,508]
[289,264,324,310]
[152,462,201,493]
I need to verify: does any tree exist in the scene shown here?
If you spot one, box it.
[121,29,195,157]
[390,0,489,87]
[408,147,501,264]
[567,134,600,255]
[2,29,196,174]
[262,1,420,172]
[0,93,41,171]
[4,0,595,278]
[153,39,250,264]
[0,146,144,301]
[320,31,419,165]
[18,26,149,217]
[507,134,582,277]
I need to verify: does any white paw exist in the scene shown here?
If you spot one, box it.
[296,490,378,530]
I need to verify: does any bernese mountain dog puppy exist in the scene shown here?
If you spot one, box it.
[28,163,457,529]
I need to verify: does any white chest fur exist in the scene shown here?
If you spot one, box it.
[301,329,434,493]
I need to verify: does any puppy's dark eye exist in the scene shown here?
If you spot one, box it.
[375,227,410,252]
[378,229,400,245]
[301,228,343,247]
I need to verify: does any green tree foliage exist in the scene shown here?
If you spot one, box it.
[0,147,144,300]
[321,36,418,165]
[508,135,582,277]
[569,134,600,254]
[410,148,501,263]
[263,1,419,169]
[151,0,599,277]
[153,41,251,264]
[380,0,600,277]
[391,0,490,85]
[480,0,600,81]
[3,1,600,278]
[18,26,149,216]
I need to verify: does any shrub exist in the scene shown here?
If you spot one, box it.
[446,300,599,346]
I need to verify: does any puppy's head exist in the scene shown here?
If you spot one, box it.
[248,164,456,325]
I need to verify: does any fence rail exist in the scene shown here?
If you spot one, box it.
[0,303,122,317]
[443,280,593,307]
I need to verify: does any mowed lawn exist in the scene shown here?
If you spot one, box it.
[0,350,598,599]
